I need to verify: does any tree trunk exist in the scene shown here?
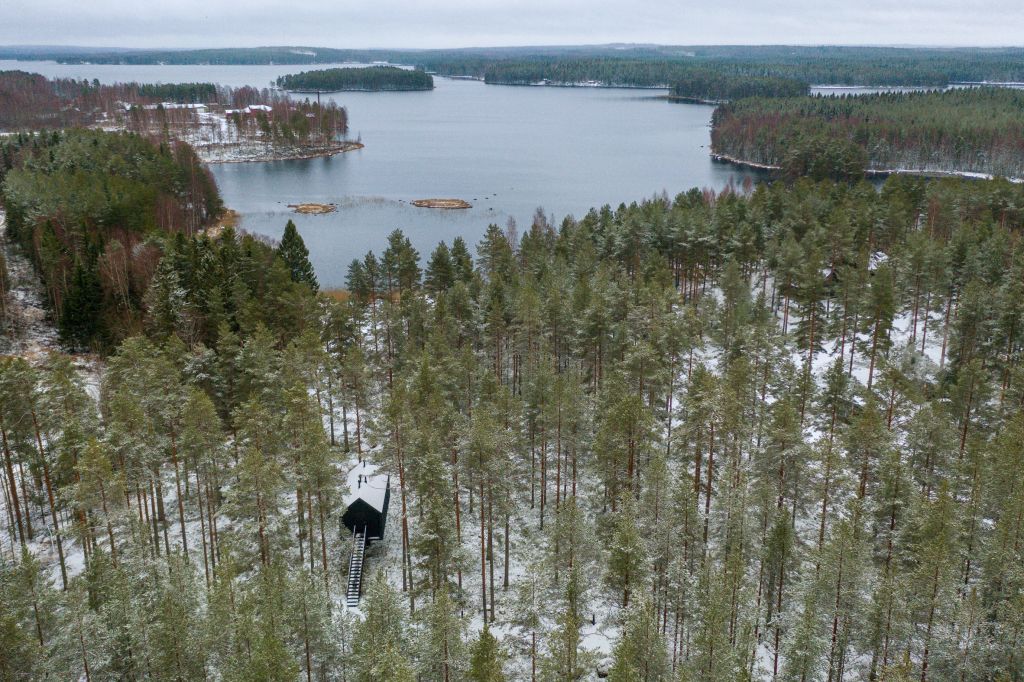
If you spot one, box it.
[479,477,488,621]
[0,421,25,544]
[703,423,715,546]
[170,431,189,560]
[33,411,67,589]
[318,488,329,585]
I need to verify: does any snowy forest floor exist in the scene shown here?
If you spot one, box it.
[0,209,60,358]
[0,237,976,680]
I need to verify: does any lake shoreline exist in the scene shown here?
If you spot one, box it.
[198,140,364,164]
[666,94,726,105]
[284,87,433,93]
[482,80,670,90]
[711,152,1024,183]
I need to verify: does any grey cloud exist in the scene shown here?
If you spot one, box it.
[1,0,1021,47]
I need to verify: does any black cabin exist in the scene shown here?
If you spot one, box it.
[341,467,391,542]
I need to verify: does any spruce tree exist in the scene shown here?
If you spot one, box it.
[278,220,319,292]
[59,258,104,349]
[144,252,186,342]
[425,241,455,294]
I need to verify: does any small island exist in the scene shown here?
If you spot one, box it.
[277,66,434,92]
[288,203,337,215]
[411,198,472,209]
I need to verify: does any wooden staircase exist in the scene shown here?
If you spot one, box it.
[346,529,366,607]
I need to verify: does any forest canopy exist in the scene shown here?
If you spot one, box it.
[276,66,434,92]
[0,129,223,348]
[711,87,1024,179]
[669,73,808,102]
[480,59,809,99]
[4,174,1024,679]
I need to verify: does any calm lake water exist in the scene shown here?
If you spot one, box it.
[5,60,768,286]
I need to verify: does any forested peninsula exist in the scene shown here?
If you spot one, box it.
[277,66,434,92]
[0,71,354,163]
[478,60,810,101]
[667,73,808,103]
[711,88,1024,180]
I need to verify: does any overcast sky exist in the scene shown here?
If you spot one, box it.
[1,0,1021,49]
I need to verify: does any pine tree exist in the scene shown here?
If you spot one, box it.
[689,563,742,682]
[606,492,648,607]
[371,643,417,682]
[864,262,896,391]
[418,586,466,681]
[511,562,544,681]
[352,572,413,682]
[609,595,670,682]
[543,564,588,681]
[0,550,45,679]
[149,554,208,680]
[468,625,507,682]
[382,229,421,295]
[46,579,102,681]
[780,580,825,682]
[907,484,959,682]
[0,249,9,331]
[290,568,339,682]
[73,438,122,564]
[226,398,287,566]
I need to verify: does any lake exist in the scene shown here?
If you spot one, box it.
[3,60,766,286]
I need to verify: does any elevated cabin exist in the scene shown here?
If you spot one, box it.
[341,462,390,607]
[341,461,390,542]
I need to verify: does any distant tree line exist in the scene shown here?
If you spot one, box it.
[132,81,219,102]
[479,55,1024,92]
[469,47,1024,87]
[276,66,434,92]
[480,59,808,99]
[481,59,706,87]
[669,73,808,102]
[712,88,1024,179]
[23,44,1024,87]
